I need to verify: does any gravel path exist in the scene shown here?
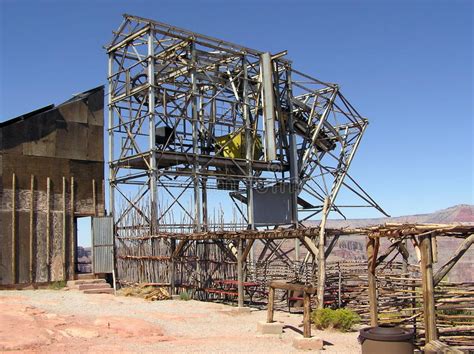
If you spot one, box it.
[0,290,361,353]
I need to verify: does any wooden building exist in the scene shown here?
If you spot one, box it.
[0,86,105,285]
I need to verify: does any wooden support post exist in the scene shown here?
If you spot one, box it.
[46,177,51,281]
[317,197,329,309]
[92,179,97,216]
[267,286,275,323]
[420,234,438,342]
[62,177,67,280]
[303,291,312,338]
[29,175,35,283]
[367,236,378,326]
[338,262,342,308]
[237,238,244,307]
[170,238,176,295]
[242,239,255,261]
[70,177,75,276]
[11,173,16,284]
[433,234,474,286]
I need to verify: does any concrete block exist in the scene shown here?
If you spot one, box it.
[232,306,252,314]
[292,337,323,351]
[257,321,283,335]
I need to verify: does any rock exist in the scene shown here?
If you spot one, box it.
[65,327,100,339]
[292,337,324,351]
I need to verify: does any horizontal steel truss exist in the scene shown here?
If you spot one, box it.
[107,14,386,244]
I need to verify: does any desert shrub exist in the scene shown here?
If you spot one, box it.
[311,308,360,332]
[48,280,66,290]
[179,290,191,301]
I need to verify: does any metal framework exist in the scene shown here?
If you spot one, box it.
[106,14,386,263]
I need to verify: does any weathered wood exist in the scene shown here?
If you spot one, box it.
[62,177,67,280]
[11,173,16,284]
[29,175,35,283]
[325,234,340,259]
[92,179,97,216]
[301,236,319,257]
[317,197,330,309]
[420,234,438,342]
[267,286,275,323]
[46,177,51,280]
[303,292,312,338]
[170,238,176,295]
[172,240,189,257]
[433,234,474,286]
[367,236,378,326]
[241,239,255,261]
[269,281,317,294]
[70,177,75,276]
[237,238,244,307]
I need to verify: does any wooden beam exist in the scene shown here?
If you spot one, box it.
[433,234,474,286]
[367,236,378,326]
[237,238,244,307]
[11,173,16,284]
[419,234,438,342]
[301,236,319,257]
[324,234,340,259]
[29,175,35,283]
[241,239,255,262]
[170,238,176,295]
[92,179,97,216]
[70,177,75,276]
[267,286,275,323]
[62,177,67,280]
[317,197,329,309]
[172,240,189,258]
[303,292,311,338]
[46,177,51,281]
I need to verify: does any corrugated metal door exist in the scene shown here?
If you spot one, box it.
[92,216,114,273]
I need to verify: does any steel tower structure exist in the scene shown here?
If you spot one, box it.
[106,14,386,253]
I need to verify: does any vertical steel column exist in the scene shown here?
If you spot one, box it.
[286,67,300,261]
[243,57,254,231]
[191,42,202,232]
[108,54,115,221]
[148,30,157,234]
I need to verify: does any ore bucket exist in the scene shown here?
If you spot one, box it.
[359,324,414,354]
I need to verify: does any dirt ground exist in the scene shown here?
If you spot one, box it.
[0,289,361,353]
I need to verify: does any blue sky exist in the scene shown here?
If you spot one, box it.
[1,0,472,235]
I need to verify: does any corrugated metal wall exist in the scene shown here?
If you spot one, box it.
[92,216,114,273]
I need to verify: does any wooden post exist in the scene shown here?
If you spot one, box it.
[367,236,378,326]
[338,262,342,308]
[420,234,438,342]
[11,173,16,284]
[29,175,35,283]
[62,177,67,280]
[267,286,275,323]
[46,177,51,281]
[70,177,75,276]
[170,238,176,295]
[303,291,312,338]
[317,197,329,309]
[92,179,97,216]
[237,238,244,307]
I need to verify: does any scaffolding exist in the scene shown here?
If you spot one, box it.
[106,14,387,294]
